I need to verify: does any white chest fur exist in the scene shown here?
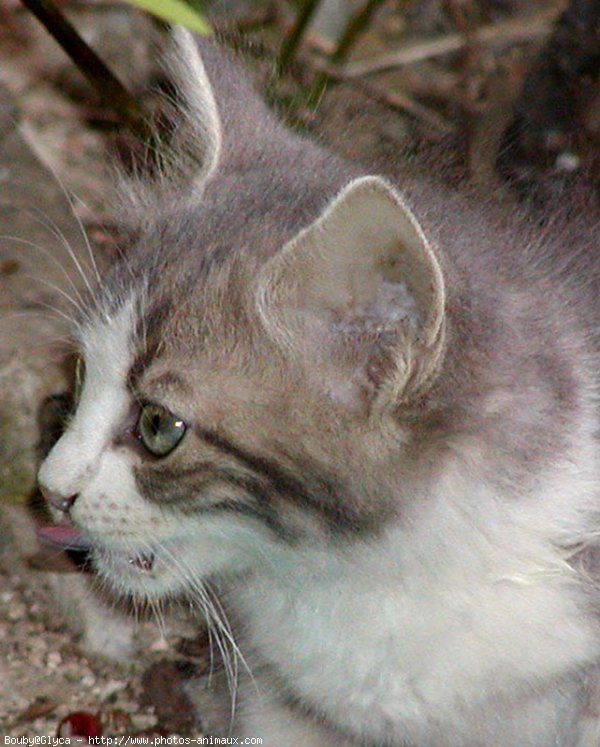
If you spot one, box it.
[232,477,600,747]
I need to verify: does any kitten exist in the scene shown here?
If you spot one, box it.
[37,29,600,747]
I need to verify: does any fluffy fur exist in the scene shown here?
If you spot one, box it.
[38,30,600,746]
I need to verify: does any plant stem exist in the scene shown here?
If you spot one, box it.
[307,0,387,107]
[342,8,559,77]
[278,0,323,73]
[19,0,151,142]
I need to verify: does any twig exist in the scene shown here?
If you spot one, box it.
[308,0,387,104]
[278,0,323,72]
[313,60,456,136]
[18,0,151,142]
[227,3,278,34]
[329,0,388,63]
[341,8,561,78]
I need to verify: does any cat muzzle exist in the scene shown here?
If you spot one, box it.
[37,525,155,573]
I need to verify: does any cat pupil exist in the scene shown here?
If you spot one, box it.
[150,414,161,436]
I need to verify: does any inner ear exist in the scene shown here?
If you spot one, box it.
[258,176,446,409]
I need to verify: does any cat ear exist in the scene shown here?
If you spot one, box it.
[164,27,222,187]
[258,176,446,413]
[116,29,222,225]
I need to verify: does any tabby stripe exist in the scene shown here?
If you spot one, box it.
[137,461,228,505]
[219,470,305,542]
[128,299,173,391]
[136,462,300,542]
[196,494,300,544]
[194,426,364,533]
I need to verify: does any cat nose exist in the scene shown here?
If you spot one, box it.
[39,484,78,514]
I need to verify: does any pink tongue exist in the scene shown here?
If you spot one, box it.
[37,525,92,551]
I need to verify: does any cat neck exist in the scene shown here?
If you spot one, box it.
[227,465,599,746]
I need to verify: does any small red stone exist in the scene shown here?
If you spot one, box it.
[57,711,102,738]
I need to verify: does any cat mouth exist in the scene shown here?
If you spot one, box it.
[37,524,155,574]
[37,524,93,551]
[126,552,155,572]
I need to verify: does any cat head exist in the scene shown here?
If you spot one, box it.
[37,30,446,601]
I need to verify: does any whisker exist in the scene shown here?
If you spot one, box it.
[53,180,103,288]
[139,280,149,359]
[0,328,75,356]
[21,273,86,316]
[6,300,77,327]
[157,543,259,733]
[23,207,96,300]
[148,596,168,641]
[156,545,241,714]
[190,590,238,723]
[1,308,71,331]
[0,235,88,310]
[2,113,114,310]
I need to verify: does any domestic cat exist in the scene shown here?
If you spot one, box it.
[37,28,600,746]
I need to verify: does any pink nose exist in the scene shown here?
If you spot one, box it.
[39,484,77,514]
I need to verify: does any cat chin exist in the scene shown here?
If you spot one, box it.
[91,543,192,600]
[88,525,244,601]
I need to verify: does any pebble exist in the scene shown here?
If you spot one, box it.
[28,638,47,656]
[98,679,127,700]
[47,651,63,668]
[131,712,159,730]
[7,601,26,621]
[149,636,170,652]
[555,152,581,172]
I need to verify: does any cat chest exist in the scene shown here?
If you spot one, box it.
[233,567,599,744]
[234,581,491,743]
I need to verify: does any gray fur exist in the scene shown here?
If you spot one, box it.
[39,30,600,747]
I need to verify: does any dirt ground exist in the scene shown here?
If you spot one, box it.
[0,0,594,739]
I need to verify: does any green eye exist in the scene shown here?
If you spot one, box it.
[73,356,86,405]
[137,403,187,457]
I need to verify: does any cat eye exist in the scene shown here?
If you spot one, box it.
[136,403,187,457]
[73,356,86,405]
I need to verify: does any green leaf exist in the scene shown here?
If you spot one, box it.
[122,0,211,35]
